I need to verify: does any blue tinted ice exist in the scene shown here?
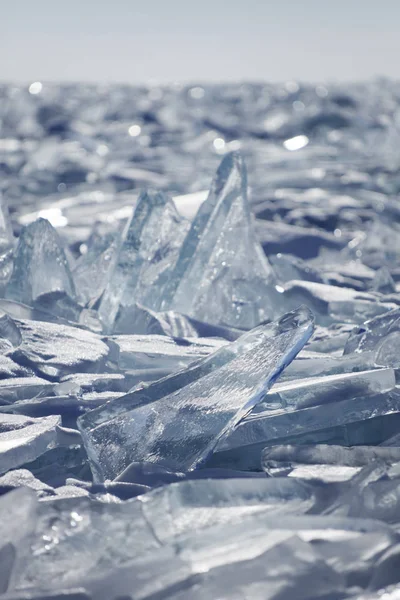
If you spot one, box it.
[78,305,314,479]
[98,191,190,333]
[6,219,76,308]
[160,152,276,328]
[4,81,400,599]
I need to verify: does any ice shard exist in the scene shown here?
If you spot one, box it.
[78,305,314,480]
[6,218,76,308]
[160,152,277,329]
[98,190,190,333]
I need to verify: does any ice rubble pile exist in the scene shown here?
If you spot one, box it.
[1,81,400,599]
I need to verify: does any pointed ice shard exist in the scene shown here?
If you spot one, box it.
[78,305,314,479]
[6,218,76,307]
[98,190,190,333]
[161,152,276,329]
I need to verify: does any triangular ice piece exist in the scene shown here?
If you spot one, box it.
[161,152,276,329]
[5,218,76,307]
[78,305,314,480]
[98,191,190,333]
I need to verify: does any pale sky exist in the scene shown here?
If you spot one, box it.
[2,0,400,83]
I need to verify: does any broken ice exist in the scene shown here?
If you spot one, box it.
[78,305,314,479]
[3,81,400,599]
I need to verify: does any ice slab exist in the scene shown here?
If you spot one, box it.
[78,305,313,479]
[0,355,34,379]
[6,219,76,308]
[0,469,55,498]
[105,334,226,372]
[164,536,344,600]
[17,445,89,488]
[0,377,54,405]
[83,506,395,600]
[280,349,379,382]
[15,477,309,590]
[262,444,400,480]
[218,388,400,460]
[262,443,400,467]
[137,478,318,541]
[0,413,60,474]
[13,478,378,594]
[8,318,109,380]
[161,152,276,329]
[88,534,343,600]
[255,367,395,411]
